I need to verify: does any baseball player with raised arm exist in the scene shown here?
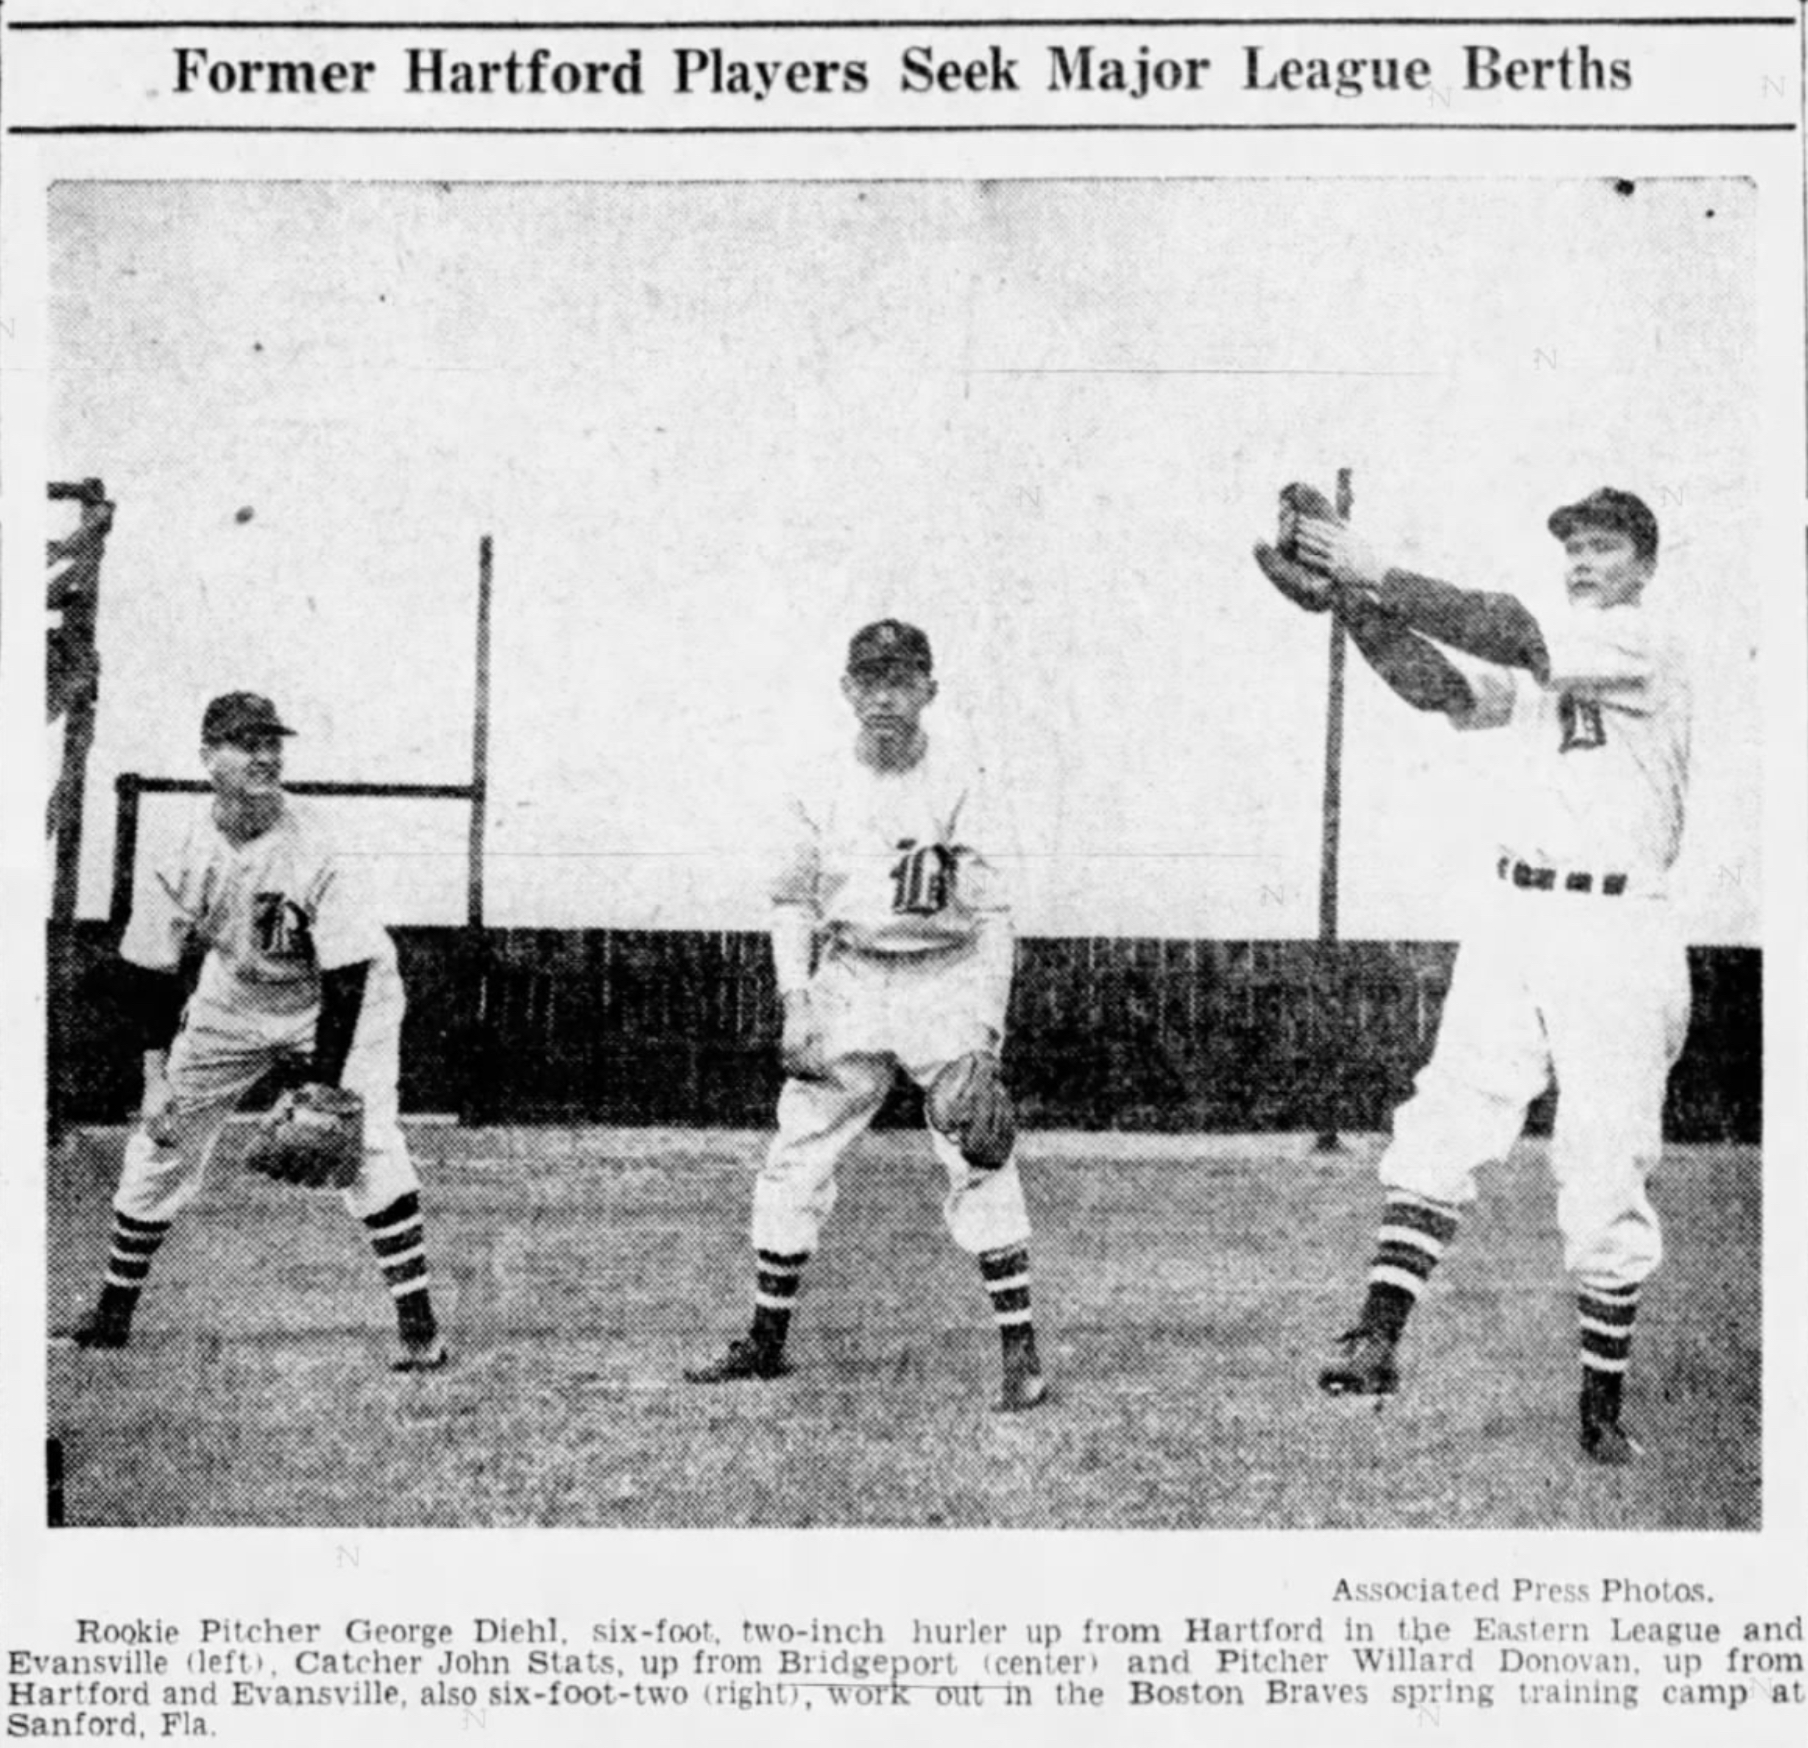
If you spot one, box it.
[685,620,1047,1411]
[56,692,447,1372]
[1257,487,1690,1465]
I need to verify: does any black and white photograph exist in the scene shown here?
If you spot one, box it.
[5,5,1806,1744]
[40,173,1760,1529]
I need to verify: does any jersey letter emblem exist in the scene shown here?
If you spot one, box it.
[253,892,312,959]
[890,840,959,916]
[1559,693,1607,752]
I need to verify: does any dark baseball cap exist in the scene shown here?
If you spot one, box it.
[847,619,933,676]
[1547,488,1659,561]
[202,691,296,743]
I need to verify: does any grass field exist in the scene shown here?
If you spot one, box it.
[46,1126,1760,1529]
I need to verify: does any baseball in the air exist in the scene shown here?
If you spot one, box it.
[235,505,255,523]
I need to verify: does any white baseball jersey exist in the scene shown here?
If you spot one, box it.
[121,800,395,1017]
[769,736,1012,981]
[1459,601,1691,880]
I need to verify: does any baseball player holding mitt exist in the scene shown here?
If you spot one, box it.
[56,692,448,1372]
[686,621,1047,1411]
[1256,487,1690,1465]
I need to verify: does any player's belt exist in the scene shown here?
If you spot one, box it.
[1497,856,1627,897]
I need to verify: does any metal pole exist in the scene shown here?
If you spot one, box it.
[463,537,495,1125]
[1314,467,1354,1152]
[468,535,493,929]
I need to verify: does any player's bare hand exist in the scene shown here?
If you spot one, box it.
[141,1072,181,1148]
[1295,518,1385,590]
[779,990,828,1082]
[261,1088,298,1133]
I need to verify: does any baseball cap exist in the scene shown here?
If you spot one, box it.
[202,691,296,744]
[847,619,933,677]
[1547,488,1659,562]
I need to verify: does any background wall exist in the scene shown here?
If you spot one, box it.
[50,178,1759,943]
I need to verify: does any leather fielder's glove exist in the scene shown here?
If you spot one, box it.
[1254,481,1342,612]
[244,1083,364,1189]
[927,1052,1017,1173]
[1257,541,1474,713]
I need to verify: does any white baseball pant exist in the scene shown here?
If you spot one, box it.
[1379,887,1691,1289]
[112,959,419,1225]
[752,944,1032,1258]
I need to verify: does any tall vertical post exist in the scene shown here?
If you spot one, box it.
[48,482,113,923]
[462,537,495,1125]
[1314,467,1354,1151]
[468,534,493,930]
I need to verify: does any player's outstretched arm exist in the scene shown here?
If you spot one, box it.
[1293,519,1549,678]
[1337,592,1477,718]
[1251,530,1477,719]
[1369,568,1549,680]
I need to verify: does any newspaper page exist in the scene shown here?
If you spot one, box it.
[2,0,1803,1742]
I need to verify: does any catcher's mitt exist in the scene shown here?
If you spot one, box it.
[245,1083,364,1189]
[1255,480,1343,612]
[927,1052,1016,1173]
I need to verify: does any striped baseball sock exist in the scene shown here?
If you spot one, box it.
[750,1249,808,1354]
[979,1245,1038,1362]
[1358,1193,1462,1337]
[363,1192,437,1344]
[1577,1282,1639,1423]
[94,1211,171,1331]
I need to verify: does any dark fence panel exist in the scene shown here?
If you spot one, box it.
[48,924,1760,1142]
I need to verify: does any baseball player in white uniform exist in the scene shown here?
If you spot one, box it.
[56,692,447,1371]
[1291,488,1690,1464]
[685,621,1048,1411]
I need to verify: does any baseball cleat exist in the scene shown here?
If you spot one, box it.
[391,1336,449,1374]
[1318,1324,1401,1397]
[683,1337,792,1385]
[1580,1415,1643,1467]
[49,1311,131,1352]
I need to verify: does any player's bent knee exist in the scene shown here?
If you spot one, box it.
[1563,1218,1662,1284]
[947,1209,1032,1257]
[112,1178,200,1224]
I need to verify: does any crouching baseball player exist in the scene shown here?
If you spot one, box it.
[1256,488,1691,1465]
[56,692,447,1372]
[685,621,1047,1411]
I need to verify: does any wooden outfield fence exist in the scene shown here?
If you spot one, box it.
[48,922,1759,1143]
